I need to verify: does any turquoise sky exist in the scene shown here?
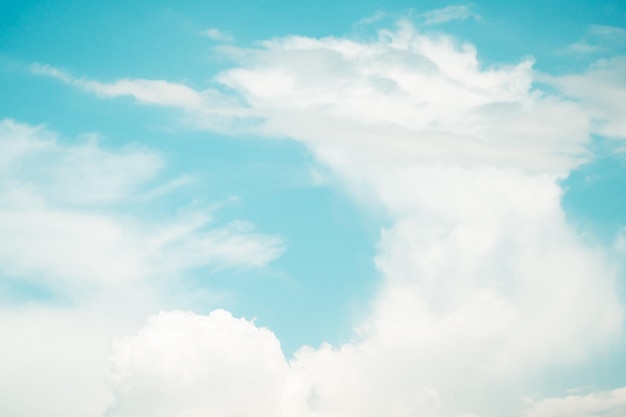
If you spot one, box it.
[1,1,626,417]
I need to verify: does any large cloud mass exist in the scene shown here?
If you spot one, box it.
[12,19,626,417]
[215,21,623,417]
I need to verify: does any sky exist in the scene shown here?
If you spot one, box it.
[1,1,626,416]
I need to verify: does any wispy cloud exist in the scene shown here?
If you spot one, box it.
[524,387,626,417]
[30,63,204,109]
[420,5,479,26]
[0,119,284,292]
[201,27,234,42]
[30,63,257,133]
[547,56,626,139]
[566,24,626,54]
[590,24,626,39]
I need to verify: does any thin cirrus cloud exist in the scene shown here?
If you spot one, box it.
[0,119,284,292]
[29,63,259,134]
[30,63,204,109]
[523,387,626,417]
[69,21,626,417]
[545,56,626,140]
[420,5,480,26]
[566,24,626,54]
[201,27,234,42]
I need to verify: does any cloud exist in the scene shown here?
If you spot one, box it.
[207,21,622,416]
[566,24,626,54]
[0,120,163,205]
[30,64,204,109]
[0,119,285,417]
[523,387,626,417]
[0,306,121,417]
[202,28,234,42]
[218,20,589,173]
[30,64,257,132]
[0,120,284,295]
[546,56,626,139]
[420,5,479,26]
[17,20,626,417]
[106,310,288,417]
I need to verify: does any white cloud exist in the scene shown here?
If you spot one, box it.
[202,28,234,42]
[217,21,590,173]
[208,22,622,417]
[566,24,626,54]
[589,24,626,39]
[0,120,284,293]
[0,120,163,205]
[30,64,258,133]
[0,295,160,417]
[17,20,626,417]
[106,310,288,417]
[546,56,626,139]
[420,5,479,26]
[0,120,285,417]
[523,387,626,417]
[31,64,204,109]
[70,21,624,417]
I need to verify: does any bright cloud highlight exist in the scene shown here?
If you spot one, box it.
[106,310,288,417]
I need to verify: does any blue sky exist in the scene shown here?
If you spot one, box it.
[1,1,626,417]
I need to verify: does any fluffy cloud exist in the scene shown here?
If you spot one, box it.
[106,310,288,417]
[218,21,589,173]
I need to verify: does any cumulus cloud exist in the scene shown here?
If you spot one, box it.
[106,310,288,417]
